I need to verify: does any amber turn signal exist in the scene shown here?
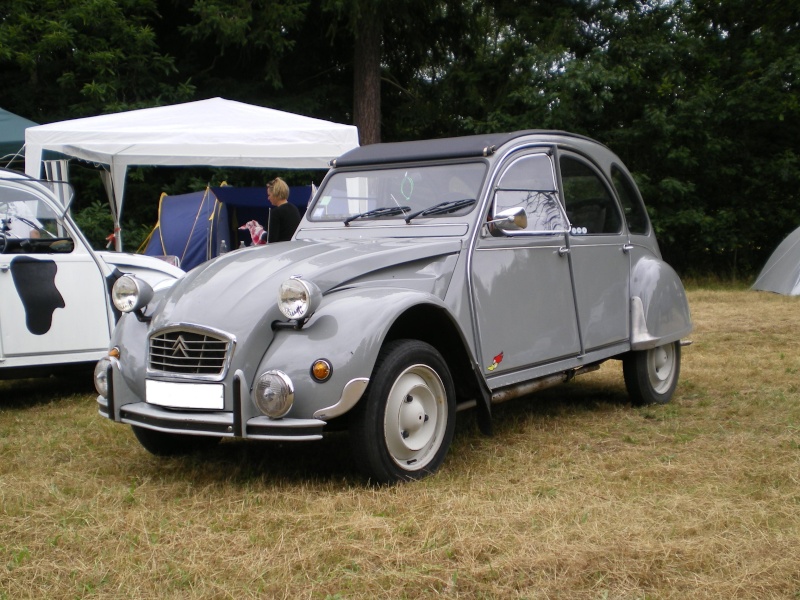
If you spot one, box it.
[310,359,332,382]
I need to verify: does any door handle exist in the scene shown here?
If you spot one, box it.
[0,264,8,272]
[558,246,570,256]
[622,244,634,253]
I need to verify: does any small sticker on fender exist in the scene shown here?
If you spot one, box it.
[487,352,504,371]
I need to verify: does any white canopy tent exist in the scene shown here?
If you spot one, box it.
[24,98,359,249]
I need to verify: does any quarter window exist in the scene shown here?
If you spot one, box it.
[611,166,649,235]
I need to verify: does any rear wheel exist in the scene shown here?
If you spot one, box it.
[349,340,456,483]
[132,426,221,456]
[623,341,681,405]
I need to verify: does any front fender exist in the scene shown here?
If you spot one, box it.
[97,251,184,286]
[255,287,451,419]
[629,255,692,349]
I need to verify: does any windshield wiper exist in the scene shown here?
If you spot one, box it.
[344,205,410,226]
[13,215,56,238]
[404,198,476,223]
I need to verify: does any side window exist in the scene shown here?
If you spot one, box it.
[493,153,568,234]
[560,156,622,235]
[611,165,649,235]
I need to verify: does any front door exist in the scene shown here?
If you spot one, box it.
[471,151,581,383]
[0,181,112,366]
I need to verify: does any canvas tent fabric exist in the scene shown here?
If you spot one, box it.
[23,98,358,249]
[0,108,38,159]
[142,185,312,271]
[751,226,800,295]
[142,189,228,271]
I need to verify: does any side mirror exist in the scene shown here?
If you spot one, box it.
[488,206,527,233]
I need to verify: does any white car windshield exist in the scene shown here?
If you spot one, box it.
[307,162,487,223]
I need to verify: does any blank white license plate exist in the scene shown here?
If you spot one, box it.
[146,380,224,410]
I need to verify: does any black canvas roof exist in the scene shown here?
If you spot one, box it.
[332,130,597,167]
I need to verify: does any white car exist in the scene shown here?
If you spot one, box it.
[0,169,183,379]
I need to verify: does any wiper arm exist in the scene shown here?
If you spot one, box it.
[404,198,476,223]
[344,205,410,226]
[14,215,56,238]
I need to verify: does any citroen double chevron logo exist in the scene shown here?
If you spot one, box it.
[171,335,190,358]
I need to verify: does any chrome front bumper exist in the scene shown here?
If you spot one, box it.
[97,359,326,441]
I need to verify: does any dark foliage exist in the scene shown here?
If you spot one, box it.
[0,0,797,276]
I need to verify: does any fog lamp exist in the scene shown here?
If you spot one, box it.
[112,275,154,313]
[253,370,294,418]
[94,357,111,397]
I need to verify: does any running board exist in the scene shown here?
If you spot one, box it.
[456,363,601,412]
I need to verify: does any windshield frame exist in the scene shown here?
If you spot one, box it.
[306,159,489,226]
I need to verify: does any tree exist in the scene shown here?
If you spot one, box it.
[0,0,193,122]
[2,0,799,275]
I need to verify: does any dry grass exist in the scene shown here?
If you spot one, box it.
[2,288,800,599]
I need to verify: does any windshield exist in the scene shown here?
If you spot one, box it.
[0,179,73,239]
[308,162,487,223]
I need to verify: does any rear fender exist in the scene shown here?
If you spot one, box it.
[630,256,692,350]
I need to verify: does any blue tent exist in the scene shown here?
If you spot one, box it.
[142,185,312,270]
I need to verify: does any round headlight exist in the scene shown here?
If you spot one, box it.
[277,277,321,320]
[94,357,111,397]
[253,370,294,418]
[112,275,154,313]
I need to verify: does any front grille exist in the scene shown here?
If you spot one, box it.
[149,329,231,377]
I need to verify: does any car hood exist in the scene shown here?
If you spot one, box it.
[149,237,462,337]
[97,251,185,283]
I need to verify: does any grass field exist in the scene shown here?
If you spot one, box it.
[1,288,799,599]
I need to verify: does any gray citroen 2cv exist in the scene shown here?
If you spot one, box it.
[95,131,692,483]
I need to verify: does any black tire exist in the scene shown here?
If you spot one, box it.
[623,341,681,405]
[349,339,456,484]
[132,426,221,456]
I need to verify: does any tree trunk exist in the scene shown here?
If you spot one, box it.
[353,8,382,145]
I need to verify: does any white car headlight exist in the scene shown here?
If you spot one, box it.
[253,370,294,418]
[112,275,154,313]
[94,357,111,397]
[277,276,321,321]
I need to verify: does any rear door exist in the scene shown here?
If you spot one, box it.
[557,152,630,352]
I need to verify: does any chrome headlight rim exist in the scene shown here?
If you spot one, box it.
[277,276,322,321]
[94,357,111,397]
[253,370,295,419]
[112,274,154,313]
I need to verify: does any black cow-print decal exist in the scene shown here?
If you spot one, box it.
[9,256,65,335]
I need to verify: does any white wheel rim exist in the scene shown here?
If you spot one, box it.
[647,344,676,394]
[384,364,448,471]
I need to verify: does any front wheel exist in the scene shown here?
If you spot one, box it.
[623,341,681,405]
[349,340,456,484]
[132,426,221,456]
